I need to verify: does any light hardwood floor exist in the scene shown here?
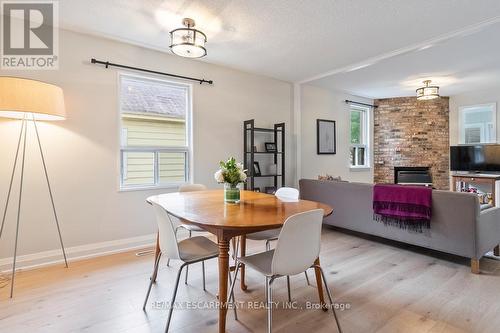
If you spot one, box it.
[1,227,500,333]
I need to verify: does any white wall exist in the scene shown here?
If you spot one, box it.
[0,29,293,266]
[300,84,374,183]
[449,86,500,145]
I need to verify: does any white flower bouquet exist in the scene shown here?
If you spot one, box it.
[215,157,247,203]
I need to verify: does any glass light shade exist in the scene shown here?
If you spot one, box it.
[0,77,65,120]
[416,81,440,100]
[169,24,207,58]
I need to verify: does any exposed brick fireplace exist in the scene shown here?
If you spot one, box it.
[373,97,450,190]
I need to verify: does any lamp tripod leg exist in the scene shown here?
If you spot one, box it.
[33,118,68,268]
[10,119,28,298]
[0,119,25,241]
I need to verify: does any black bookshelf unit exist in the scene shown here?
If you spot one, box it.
[243,119,285,191]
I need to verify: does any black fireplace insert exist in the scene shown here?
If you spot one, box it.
[394,167,432,186]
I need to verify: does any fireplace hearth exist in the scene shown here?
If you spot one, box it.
[394,167,432,186]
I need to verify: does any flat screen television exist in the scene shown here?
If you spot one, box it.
[450,145,500,172]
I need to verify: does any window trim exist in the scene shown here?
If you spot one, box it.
[458,102,497,144]
[117,72,193,191]
[349,104,371,169]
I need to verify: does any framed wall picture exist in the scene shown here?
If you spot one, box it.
[317,119,336,154]
[253,161,261,176]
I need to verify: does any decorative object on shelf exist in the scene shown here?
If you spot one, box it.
[478,193,489,204]
[265,142,277,152]
[318,174,344,182]
[264,186,277,194]
[169,18,207,58]
[317,119,336,154]
[0,77,68,298]
[253,145,257,152]
[487,193,493,204]
[253,161,262,176]
[467,187,478,194]
[214,157,247,203]
[416,80,439,100]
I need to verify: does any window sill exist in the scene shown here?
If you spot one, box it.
[119,183,189,192]
[350,166,371,172]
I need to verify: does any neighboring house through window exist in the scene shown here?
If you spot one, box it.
[119,74,191,189]
[349,104,370,168]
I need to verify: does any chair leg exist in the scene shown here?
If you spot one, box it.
[265,276,268,301]
[317,266,342,333]
[266,239,271,251]
[202,261,206,291]
[165,263,187,333]
[304,270,310,286]
[229,262,241,321]
[143,253,162,310]
[286,276,292,303]
[183,230,193,284]
[266,276,275,333]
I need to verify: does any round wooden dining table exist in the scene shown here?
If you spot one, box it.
[147,189,333,333]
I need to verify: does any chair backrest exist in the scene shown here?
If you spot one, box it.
[179,183,207,192]
[271,209,324,276]
[151,202,181,260]
[275,187,299,200]
[169,184,207,227]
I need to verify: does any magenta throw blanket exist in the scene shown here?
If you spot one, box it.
[373,184,432,232]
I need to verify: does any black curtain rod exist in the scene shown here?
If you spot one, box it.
[345,99,377,108]
[90,58,213,85]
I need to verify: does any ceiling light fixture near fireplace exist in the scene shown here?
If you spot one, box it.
[416,80,440,100]
[169,18,207,58]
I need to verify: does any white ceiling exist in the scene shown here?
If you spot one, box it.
[309,19,500,98]
[59,0,500,93]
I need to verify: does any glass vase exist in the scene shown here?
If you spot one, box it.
[224,183,240,203]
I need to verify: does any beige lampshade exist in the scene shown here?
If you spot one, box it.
[0,77,65,121]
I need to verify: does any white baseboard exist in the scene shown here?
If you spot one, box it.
[0,233,156,273]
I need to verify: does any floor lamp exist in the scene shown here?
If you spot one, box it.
[0,77,68,298]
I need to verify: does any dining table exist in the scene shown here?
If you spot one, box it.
[147,189,333,333]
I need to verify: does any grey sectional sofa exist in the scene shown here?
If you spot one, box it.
[299,179,500,273]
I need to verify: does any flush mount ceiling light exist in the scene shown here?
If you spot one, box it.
[169,18,207,58]
[416,80,440,100]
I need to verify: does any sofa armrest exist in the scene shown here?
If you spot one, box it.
[475,207,500,259]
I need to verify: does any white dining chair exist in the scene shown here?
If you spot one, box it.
[229,209,342,333]
[166,183,208,286]
[143,202,220,332]
[246,187,310,301]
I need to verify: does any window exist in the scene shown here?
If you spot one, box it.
[459,103,496,144]
[119,74,191,189]
[349,105,370,168]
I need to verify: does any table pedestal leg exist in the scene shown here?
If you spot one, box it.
[218,236,230,333]
[313,257,327,311]
[240,235,247,291]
